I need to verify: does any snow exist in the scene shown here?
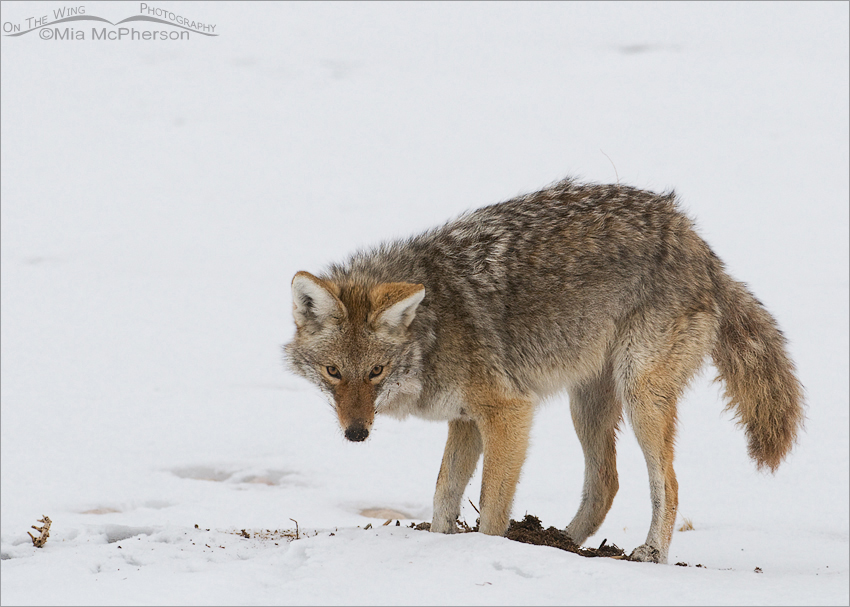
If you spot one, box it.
[1,2,847,605]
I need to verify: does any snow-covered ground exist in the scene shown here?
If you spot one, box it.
[1,2,847,605]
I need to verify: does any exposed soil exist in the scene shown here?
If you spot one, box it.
[505,515,627,559]
[410,514,627,560]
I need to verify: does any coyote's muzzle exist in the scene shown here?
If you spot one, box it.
[334,379,376,442]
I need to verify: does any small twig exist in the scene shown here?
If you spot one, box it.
[678,517,694,532]
[468,499,480,515]
[27,516,51,548]
[289,518,299,540]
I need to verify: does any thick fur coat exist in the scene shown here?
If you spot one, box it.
[285,178,804,563]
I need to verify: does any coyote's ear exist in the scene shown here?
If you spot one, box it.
[291,271,346,330]
[369,283,425,332]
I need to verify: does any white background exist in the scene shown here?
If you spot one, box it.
[2,2,848,604]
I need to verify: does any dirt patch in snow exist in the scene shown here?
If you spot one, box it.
[410,514,627,559]
[506,515,627,558]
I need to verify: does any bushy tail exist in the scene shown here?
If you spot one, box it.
[712,278,805,472]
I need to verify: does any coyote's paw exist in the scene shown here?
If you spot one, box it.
[429,519,457,534]
[562,526,586,546]
[629,544,664,564]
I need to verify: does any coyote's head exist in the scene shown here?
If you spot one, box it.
[284,271,426,442]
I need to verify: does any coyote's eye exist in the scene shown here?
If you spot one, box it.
[369,365,384,379]
[325,365,341,379]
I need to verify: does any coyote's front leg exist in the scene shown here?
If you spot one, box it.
[431,419,482,533]
[475,396,534,536]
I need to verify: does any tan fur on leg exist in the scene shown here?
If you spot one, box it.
[432,419,482,533]
[466,388,535,536]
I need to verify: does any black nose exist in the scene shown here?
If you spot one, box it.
[345,425,369,442]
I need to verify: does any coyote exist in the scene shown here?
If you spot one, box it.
[284,178,804,563]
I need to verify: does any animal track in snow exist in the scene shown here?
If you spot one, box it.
[169,466,305,487]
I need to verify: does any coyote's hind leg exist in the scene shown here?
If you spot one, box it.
[623,388,680,565]
[565,364,623,545]
[616,309,716,564]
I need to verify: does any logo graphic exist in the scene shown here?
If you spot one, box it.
[3,4,218,41]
